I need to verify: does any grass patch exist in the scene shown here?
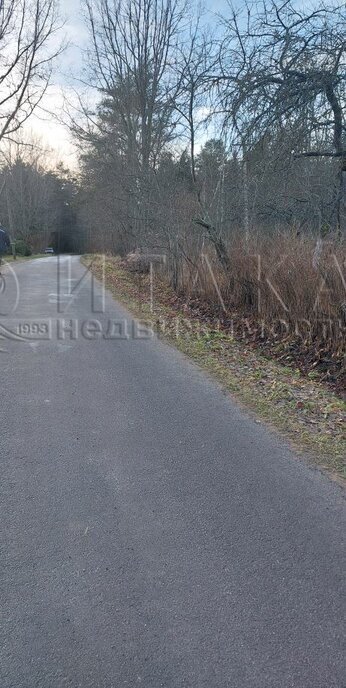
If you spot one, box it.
[4,254,46,263]
[82,254,346,481]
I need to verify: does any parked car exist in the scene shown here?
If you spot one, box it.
[44,247,55,254]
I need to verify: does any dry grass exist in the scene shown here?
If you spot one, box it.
[167,234,345,392]
[82,254,346,481]
[2,254,44,263]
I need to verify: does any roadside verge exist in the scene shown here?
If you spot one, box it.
[82,255,345,482]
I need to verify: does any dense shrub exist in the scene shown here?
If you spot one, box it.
[14,239,32,256]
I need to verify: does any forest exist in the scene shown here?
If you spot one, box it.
[0,0,345,381]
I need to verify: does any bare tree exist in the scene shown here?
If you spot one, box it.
[0,0,61,143]
[218,0,346,235]
[0,138,80,252]
[174,28,231,269]
[85,0,187,174]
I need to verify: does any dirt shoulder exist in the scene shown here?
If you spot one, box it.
[3,254,45,263]
[82,255,345,482]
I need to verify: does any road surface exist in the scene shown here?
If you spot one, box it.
[0,256,345,687]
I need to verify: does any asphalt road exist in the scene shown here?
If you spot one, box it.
[0,256,345,688]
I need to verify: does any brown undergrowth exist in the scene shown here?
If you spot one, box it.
[82,254,346,481]
[171,235,346,396]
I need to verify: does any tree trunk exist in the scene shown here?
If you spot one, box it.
[325,82,345,238]
[194,218,231,271]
